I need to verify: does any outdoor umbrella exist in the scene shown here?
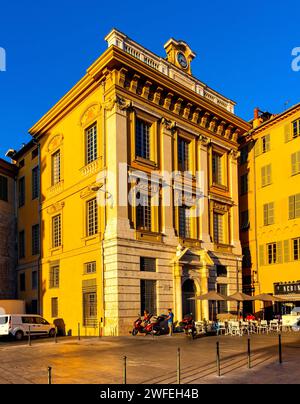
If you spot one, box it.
[188,291,231,321]
[250,294,284,319]
[228,292,253,319]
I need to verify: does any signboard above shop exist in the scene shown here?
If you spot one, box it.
[274,281,300,295]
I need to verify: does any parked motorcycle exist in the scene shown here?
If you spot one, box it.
[179,314,197,339]
[147,314,169,335]
[130,314,152,336]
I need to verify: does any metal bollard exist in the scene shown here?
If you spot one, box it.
[54,328,57,344]
[216,341,221,377]
[48,366,52,384]
[28,326,31,346]
[279,334,282,364]
[123,356,127,384]
[78,323,80,341]
[177,347,181,384]
[99,322,101,339]
[247,338,251,369]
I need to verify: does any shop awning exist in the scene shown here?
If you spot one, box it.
[275,294,300,302]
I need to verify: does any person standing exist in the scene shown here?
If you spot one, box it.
[167,308,174,336]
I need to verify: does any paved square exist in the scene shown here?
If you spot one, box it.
[0,333,299,384]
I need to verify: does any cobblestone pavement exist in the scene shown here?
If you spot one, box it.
[0,332,299,384]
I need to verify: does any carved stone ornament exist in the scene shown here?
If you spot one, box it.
[80,104,100,127]
[47,134,63,153]
[230,149,240,160]
[47,202,65,215]
[161,117,177,131]
[104,95,132,112]
[198,134,211,146]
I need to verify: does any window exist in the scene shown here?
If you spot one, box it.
[32,166,39,200]
[85,123,98,165]
[289,194,300,219]
[240,210,249,230]
[83,292,97,327]
[32,148,38,160]
[52,215,61,248]
[267,243,277,264]
[135,119,150,160]
[213,212,224,244]
[32,224,40,256]
[49,264,60,288]
[136,193,152,231]
[217,284,228,313]
[32,271,38,290]
[0,175,8,201]
[263,203,274,226]
[178,137,190,171]
[179,205,191,238]
[212,153,223,185]
[261,134,270,153]
[240,146,248,164]
[240,174,248,194]
[51,150,61,185]
[293,238,300,261]
[19,230,25,259]
[87,198,98,237]
[140,280,157,315]
[19,177,25,207]
[291,151,300,176]
[261,165,272,187]
[292,119,300,138]
[51,298,58,318]
[216,265,227,277]
[140,257,156,272]
[85,261,96,274]
[20,273,26,292]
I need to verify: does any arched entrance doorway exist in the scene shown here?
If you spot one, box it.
[182,279,196,318]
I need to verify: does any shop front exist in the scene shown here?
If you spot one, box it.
[274,281,300,314]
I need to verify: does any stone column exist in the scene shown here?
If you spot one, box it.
[174,263,182,322]
[229,149,242,255]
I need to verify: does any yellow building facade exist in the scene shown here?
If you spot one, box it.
[13,30,250,335]
[239,104,300,315]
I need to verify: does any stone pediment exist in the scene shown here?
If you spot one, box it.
[173,246,214,266]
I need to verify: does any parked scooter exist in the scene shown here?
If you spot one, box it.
[147,314,169,335]
[130,314,152,336]
[180,314,197,339]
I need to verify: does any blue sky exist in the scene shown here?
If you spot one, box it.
[0,0,299,159]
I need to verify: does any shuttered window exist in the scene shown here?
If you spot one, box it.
[261,134,270,153]
[267,242,282,264]
[179,205,191,238]
[293,238,300,261]
[52,215,62,248]
[292,119,300,138]
[291,151,300,176]
[82,279,97,327]
[136,119,151,160]
[32,224,40,256]
[263,202,274,226]
[284,123,292,142]
[289,194,300,219]
[140,257,156,272]
[52,150,61,185]
[0,175,8,201]
[213,212,224,244]
[284,239,290,263]
[32,166,39,200]
[178,137,190,172]
[136,193,152,231]
[212,153,223,185]
[261,165,272,187]
[49,264,60,288]
[85,124,98,165]
[51,298,58,318]
[87,198,98,237]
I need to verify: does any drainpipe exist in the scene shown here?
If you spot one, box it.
[253,139,260,295]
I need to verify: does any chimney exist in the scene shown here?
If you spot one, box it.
[254,107,260,120]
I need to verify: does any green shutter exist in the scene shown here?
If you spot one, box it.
[284,124,292,142]
[291,152,297,175]
[267,165,272,185]
[295,194,300,218]
[277,241,283,264]
[265,134,271,151]
[284,239,290,263]
[261,166,266,187]
[259,245,265,266]
[255,139,261,157]
[289,195,295,219]
[263,204,268,225]
[269,202,274,224]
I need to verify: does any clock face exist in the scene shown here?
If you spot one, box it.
[177,52,188,69]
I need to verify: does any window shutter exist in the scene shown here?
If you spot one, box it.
[263,204,268,226]
[289,195,295,219]
[265,134,271,151]
[284,124,292,142]
[255,139,261,156]
[269,202,274,224]
[291,152,297,175]
[297,151,300,174]
[267,165,272,184]
[295,194,300,218]
[277,241,283,263]
[259,245,265,266]
[284,239,290,263]
[261,166,266,187]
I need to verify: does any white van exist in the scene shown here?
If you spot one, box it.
[0,314,56,340]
